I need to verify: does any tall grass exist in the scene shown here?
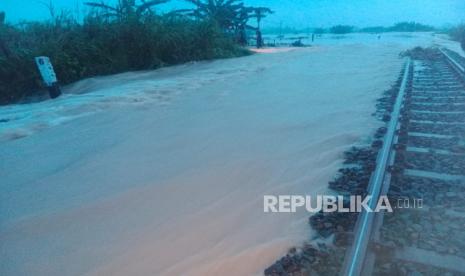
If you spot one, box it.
[449,24,465,51]
[0,11,250,105]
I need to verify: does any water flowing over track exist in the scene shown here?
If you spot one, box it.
[343,48,465,276]
[265,47,465,276]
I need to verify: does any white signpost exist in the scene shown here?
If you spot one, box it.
[35,56,61,99]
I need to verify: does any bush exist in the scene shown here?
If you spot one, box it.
[449,24,465,51]
[0,12,250,105]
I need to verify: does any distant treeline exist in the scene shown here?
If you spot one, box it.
[264,21,435,35]
[0,0,272,105]
[360,22,435,33]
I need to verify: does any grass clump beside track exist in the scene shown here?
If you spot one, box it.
[400,47,442,61]
[0,9,251,105]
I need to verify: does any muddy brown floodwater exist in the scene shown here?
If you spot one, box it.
[0,33,455,276]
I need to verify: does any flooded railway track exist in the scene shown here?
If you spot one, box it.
[265,48,465,276]
[343,48,465,276]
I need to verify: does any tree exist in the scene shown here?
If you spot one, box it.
[388,22,434,32]
[174,0,247,32]
[0,11,10,58]
[249,7,272,30]
[84,0,170,20]
[172,1,272,46]
[248,7,272,48]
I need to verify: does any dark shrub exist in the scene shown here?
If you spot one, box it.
[0,12,249,105]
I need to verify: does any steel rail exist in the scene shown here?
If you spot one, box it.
[341,48,465,276]
[440,48,465,73]
[341,58,411,276]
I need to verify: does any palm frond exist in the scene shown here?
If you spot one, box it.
[84,2,119,12]
[136,0,170,15]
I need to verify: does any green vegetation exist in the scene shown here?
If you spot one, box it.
[360,22,435,33]
[278,21,436,36]
[388,22,434,32]
[449,25,465,50]
[0,0,272,105]
[175,1,272,47]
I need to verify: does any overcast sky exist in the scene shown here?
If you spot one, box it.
[1,0,464,28]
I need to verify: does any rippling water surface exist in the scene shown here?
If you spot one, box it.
[0,32,458,276]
